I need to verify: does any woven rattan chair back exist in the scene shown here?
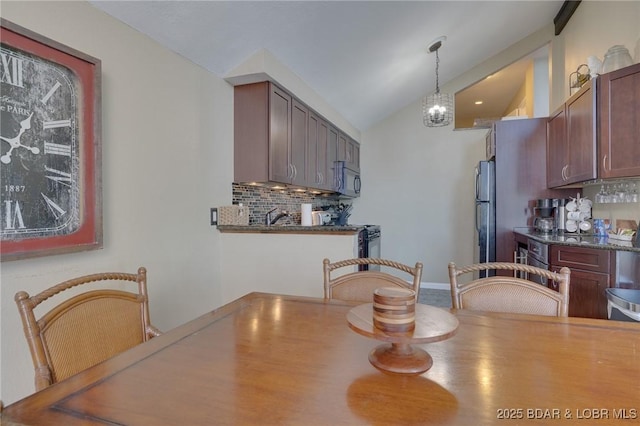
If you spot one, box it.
[448,262,571,317]
[323,258,423,303]
[15,267,162,391]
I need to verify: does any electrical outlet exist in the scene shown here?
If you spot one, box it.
[210,208,218,226]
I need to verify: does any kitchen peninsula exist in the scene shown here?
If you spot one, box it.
[218,225,361,303]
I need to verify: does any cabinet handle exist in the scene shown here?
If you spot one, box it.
[288,164,294,179]
[602,154,610,172]
[292,165,297,180]
[319,172,324,184]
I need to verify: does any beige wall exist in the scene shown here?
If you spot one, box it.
[549,1,640,111]
[350,1,639,285]
[1,0,638,406]
[0,1,233,404]
[0,0,357,405]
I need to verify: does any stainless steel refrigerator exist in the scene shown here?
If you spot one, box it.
[473,118,576,277]
[474,160,496,278]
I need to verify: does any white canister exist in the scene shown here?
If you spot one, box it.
[301,204,312,226]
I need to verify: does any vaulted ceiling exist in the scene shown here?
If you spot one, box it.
[89,1,564,131]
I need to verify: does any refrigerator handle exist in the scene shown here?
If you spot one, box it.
[474,166,480,201]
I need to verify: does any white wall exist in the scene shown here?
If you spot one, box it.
[0,1,232,404]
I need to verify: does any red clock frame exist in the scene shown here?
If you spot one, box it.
[1,19,102,261]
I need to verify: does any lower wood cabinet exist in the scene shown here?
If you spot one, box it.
[549,245,612,319]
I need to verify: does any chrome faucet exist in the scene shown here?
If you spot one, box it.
[265,208,290,226]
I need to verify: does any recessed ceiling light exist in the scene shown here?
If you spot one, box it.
[475,101,483,105]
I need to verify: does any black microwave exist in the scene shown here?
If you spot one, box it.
[334,161,361,198]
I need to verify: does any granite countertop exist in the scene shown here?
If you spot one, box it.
[217,224,365,235]
[514,228,640,253]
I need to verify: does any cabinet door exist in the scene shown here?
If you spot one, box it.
[308,112,332,190]
[547,107,568,188]
[555,267,609,319]
[316,118,330,190]
[307,112,320,187]
[599,63,640,178]
[337,132,348,163]
[346,138,360,172]
[291,99,309,186]
[550,245,611,319]
[269,85,292,184]
[327,125,339,189]
[565,80,597,184]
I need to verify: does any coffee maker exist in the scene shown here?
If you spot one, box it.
[534,198,555,234]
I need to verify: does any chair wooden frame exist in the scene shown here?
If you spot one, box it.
[448,262,571,317]
[323,258,423,303]
[15,267,162,391]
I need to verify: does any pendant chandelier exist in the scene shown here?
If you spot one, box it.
[422,36,453,127]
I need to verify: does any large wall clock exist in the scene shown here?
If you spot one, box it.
[0,19,102,261]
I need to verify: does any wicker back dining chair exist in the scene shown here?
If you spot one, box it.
[323,258,423,303]
[15,267,162,391]
[448,262,571,317]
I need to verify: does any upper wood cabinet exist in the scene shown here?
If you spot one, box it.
[290,99,310,186]
[598,62,640,178]
[235,82,289,184]
[234,81,355,192]
[547,78,597,188]
[308,112,337,191]
[337,133,360,172]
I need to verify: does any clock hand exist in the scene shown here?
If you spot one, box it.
[0,113,39,164]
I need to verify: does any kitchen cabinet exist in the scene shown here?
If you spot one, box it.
[290,98,310,186]
[308,112,337,191]
[598,63,640,178]
[338,133,360,172]
[234,82,310,187]
[234,81,354,192]
[549,245,613,319]
[547,78,597,187]
[234,82,291,185]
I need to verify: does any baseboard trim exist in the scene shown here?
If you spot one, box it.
[420,282,450,291]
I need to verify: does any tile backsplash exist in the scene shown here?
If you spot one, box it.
[231,184,339,225]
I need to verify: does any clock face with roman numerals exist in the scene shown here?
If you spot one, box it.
[0,43,81,240]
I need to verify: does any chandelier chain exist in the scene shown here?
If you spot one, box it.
[435,49,440,94]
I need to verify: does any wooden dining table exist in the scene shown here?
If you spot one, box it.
[3,292,640,425]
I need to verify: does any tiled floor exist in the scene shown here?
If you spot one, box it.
[418,288,452,308]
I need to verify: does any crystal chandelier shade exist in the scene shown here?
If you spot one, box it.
[422,39,453,127]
